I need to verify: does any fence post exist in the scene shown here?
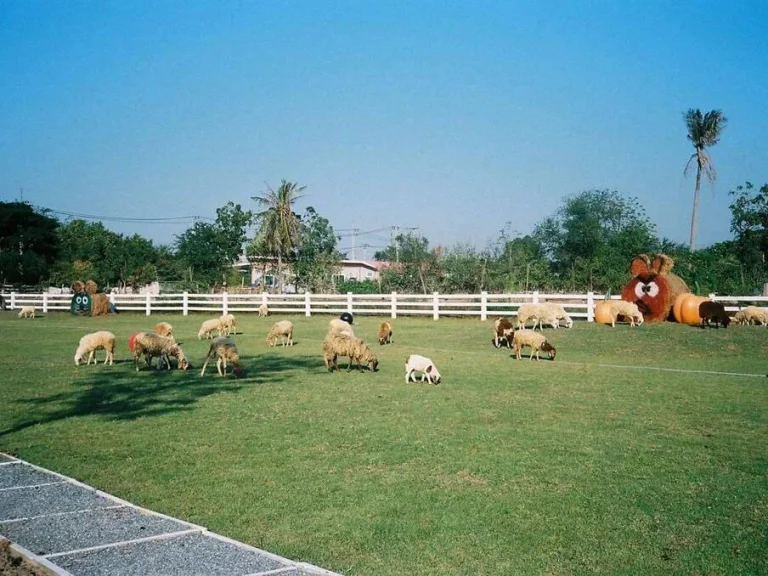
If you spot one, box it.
[183,291,189,316]
[347,292,353,314]
[145,293,151,316]
[391,292,397,319]
[480,291,488,321]
[262,292,268,307]
[222,291,228,315]
[10,292,16,310]
[532,290,540,304]
[587,291,594,323]
[305,292,311,317]
[433,292,439,321]
[42,292,48,314]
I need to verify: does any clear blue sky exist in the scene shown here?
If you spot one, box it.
[2,1,766,258]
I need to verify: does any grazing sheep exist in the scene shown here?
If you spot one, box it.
[74,331,116,366]
[17,306,36,319]
[378,320,393,345]
[267,320,294,347]
[257,303,269,317]
[322,333,378,372]
[328,318,355,337]
[132,332,189,372]
[220,313,237,336]
[198,318,223,340]
[732,306,768,326]
[512,329,556,361]
[405,354,441,384]
[699,301,731,328]
[540,303,573,329]
[601,300,644,327]
[516,303,546,330]
[153,322,174,340]
[493,317,515,349]
[200,336,242,377]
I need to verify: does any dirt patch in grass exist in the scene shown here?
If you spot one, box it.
[0,541,52,576]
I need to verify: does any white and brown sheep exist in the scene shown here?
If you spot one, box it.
[405,354,441,384]
[267,320,294,347]
[219,313,237,336]
[257,303,269,317]
[74,331,116,366]
[732,306,768,326]
[378,320,393,345]
[153,322,175,340]
[328,318,355,338]
[132,332,189,372]
[322,333,378,372]
[512,329,556,361]
[197,318,223,340]
[200,336,242,377]
[493,317,515,348]
[698,301,731,328]
[602,300,644,327]
[17,306,36,319]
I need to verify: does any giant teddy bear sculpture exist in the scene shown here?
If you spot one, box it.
[620,254,689,322]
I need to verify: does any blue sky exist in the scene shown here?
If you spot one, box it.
[2,1,766,258]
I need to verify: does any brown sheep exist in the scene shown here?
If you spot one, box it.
[378,321,393,345]
[698,301,731,328]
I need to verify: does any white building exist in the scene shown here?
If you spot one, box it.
[233,256,388,291]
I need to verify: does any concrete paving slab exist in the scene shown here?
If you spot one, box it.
[0,462,63,490]
[0,505,192,556]
[51,531,294,576]
[0,482,118,522]
[0,454,17,463]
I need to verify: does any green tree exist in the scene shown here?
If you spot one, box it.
[488,229,549,292]
[293,207,342,293]
[0,202,59,285]
[729,182,768,271]
[375,233,441,293]
[252,180,305,293]
[440,244,487,293]
[683,108,727,250]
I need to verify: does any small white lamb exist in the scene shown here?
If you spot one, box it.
[258,303,269,317]
[266,320,294,347]
[219,313,237,336]
[75,331,116,366]
[17,306,35,319]
[405,354,442,385]
[198,318,223,340]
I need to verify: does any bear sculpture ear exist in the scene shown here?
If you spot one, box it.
[629,254,651,276]
[650,254,675,275]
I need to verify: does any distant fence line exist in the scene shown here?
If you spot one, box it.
[3,291,767,321]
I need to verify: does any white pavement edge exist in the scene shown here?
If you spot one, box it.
[1,452,344,576]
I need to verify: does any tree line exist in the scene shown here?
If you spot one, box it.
[1,181,766,296]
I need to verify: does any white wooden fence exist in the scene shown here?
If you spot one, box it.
[3,291,767,321]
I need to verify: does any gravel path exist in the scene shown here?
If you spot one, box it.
[0,454,341,576]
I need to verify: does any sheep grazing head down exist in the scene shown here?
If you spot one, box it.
[541,342,557,360]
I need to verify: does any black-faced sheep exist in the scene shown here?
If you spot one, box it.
[75,331,116,366]
[512,329,556,361]
[698,301,731,328]
[405,354,441,384]
[200,336,242,377]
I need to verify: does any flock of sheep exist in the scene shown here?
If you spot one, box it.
[12,296,768,384]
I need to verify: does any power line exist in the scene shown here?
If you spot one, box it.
[47,209,215,224]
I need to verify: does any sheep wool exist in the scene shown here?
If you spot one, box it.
[378,321,393,345]
[75,331,116,366]
[323,333,378,372]
[198,318,223,340]
[200,336,242,377]
[132,332,189,371]
[512,329,556,361]
[267,320,294,347]
[219,313,237,336]
[328,318,355,338]
[17,306,35,319]
[602,300,644,328]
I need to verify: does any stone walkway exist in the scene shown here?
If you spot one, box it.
[0,453,341,576]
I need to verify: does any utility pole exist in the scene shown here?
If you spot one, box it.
[351,228,359,260]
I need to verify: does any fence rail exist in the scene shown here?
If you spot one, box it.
[3,291,767,321]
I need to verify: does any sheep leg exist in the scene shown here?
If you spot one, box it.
[216,358,224,376]
[405,369,413,384]
[200,357,212,377]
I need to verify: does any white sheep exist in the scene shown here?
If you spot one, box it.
[219,313,237,336]
[74,331,116,366]
[323,333,378,372]
[405,354,442,384]
[733,306,768,326]
[540,302,573,329]
[516,303,546,330]
[512,329,556,361]
[200,336,242,377]
[198,318,223,340]
[132,332,189,371]
[328,318,355,338]
[602,300,644,327]
[17,306,36,319]
[258,303,269,317]
[266,320,294,347]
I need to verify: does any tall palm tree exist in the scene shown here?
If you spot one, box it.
[252,180,305,293]
[683,108,727,250]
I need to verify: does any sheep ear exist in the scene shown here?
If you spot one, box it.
[629,254,651,276]
[426,365,433,373]
[650,254,674,275]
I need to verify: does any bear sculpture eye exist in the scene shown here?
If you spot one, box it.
[634,281,660,299]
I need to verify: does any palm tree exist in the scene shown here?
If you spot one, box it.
[683,108,727,250]
[251,180,305,293]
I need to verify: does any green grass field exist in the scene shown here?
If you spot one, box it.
[0,311,766,575]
